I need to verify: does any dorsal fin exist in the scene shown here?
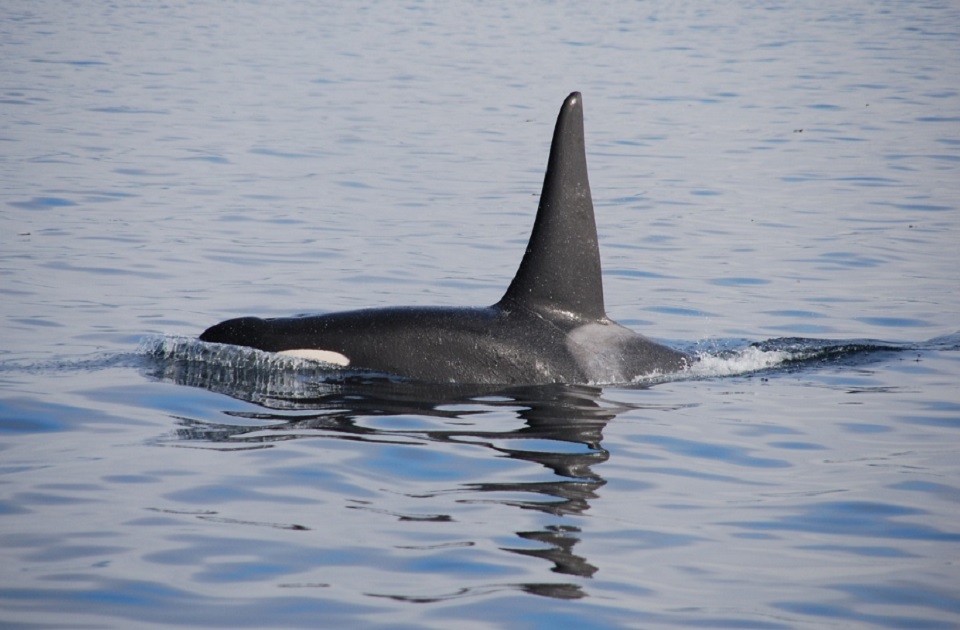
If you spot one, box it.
[498,92,606,322]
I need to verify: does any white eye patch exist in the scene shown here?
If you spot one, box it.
[277,349,351,367]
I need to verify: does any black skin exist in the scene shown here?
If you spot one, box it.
[200,93,690,385]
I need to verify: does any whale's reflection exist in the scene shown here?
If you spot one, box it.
[150,348,663,597]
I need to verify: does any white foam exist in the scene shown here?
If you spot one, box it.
[685,346,791,379]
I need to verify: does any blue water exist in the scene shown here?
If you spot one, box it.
[2,1,960,628]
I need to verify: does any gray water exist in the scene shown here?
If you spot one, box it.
[2,1,960,628]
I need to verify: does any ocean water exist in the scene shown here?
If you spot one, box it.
[2,2,959,628]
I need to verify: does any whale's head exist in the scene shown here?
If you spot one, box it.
[199,316,268,348]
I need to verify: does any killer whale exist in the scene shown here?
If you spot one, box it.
[200,92,689,385]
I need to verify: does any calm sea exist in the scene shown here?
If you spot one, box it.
[2,2,959,628]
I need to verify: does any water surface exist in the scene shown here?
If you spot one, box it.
[2,2,959,628]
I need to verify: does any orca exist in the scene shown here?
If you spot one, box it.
[200,92,690,385]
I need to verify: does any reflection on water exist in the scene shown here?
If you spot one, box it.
[148,345,663,598]
[137,333,960,615]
